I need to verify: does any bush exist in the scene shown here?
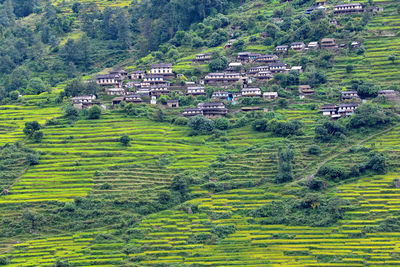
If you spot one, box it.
[275,145,295,183]
[269,119,302,137]
[120,135,131,146]
[100,183,112,190]
[252,118,268,132]
[23,121,41,136]
[315,121,346,142]
[32,131,44,143]
[252,194,347,227]
[308,145,321,155]
[214,117,230,130]
[87,105,101,120]
[174,117,189,126]
[26,154,39,165]
[188,115,215,134]
[308,178,325,191]
[349,103,391,129]
[65,106,78,118]
[317,164,347,182]
[211,225,235,239]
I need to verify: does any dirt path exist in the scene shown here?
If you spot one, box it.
[305,123,399,183]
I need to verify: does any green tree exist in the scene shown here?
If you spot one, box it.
[214,117,229,130]
[388,55,396,64]
[32,131,44,143]
[120,135,131,146]
[87,105,101,120]
[23,121,41,136]
[189,115,215,134]
[275,145,295,183]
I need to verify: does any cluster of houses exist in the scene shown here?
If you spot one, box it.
[320,90,397,119]
[275,38,360,53]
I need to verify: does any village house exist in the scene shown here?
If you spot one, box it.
[338,103,359,116]
[150,63,173,76]
[276,45,289,53]
[212,91,229,100]
[167,100,179,108]
[320,104,339,117]
[112,97,125,108]
[242,87,262,97]
[204,72,243,85]
[129,70,146,80]
[269,62,288,73]
[255,54,279,64]
[187,86,206,96]
[370,6,383,12]
[316,0,328,6]
[110,69,128,79]
[299,85,315,98]
[225,39,237,48]
[260,32,268,39]
[255,71,274,81]
[71,95,97,110]
[237,52,260,62]
[263,92,279,100]
[182,108,203,117]
[96,74,121,87]
[341,90,359,100]
[291,66,303,73]
[334,3,363,14]
[193,53,212,62]
[291,42,306,51]
[378,90,398,100]
[329,18,339,26]
[249,66,270,74]
[308,41,319,50]
[351,42,360,49]
[141,74,165,87]
[228,62,243,72]
[320,38,338,49]
[106,88,126,96]
[135,88,150,96]
[150,85,170,97]
[124,94,143,104]
[198,102,228,118]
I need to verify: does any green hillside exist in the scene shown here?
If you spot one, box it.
[0,0,400,266]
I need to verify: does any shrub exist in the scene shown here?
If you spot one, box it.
[87,105,101,120]
[211,224,235,239]
[23,121,41,136]
[120,135,131,146]
[269,119,303,136]
[188,115,215,134]
[65,106,78,118]
[174,117,189,126]
[252,194,347,227]
[214,117,230,130]
[315,121,346,142]
[317,164,347,182]
[308,178,325,191]
[275,145,295,183]
[252,118,268,132]
[100,183,112,190]
[308,145,321,155]
[32,131,44,143]
[349,103,391,129]
[26,153,39,165]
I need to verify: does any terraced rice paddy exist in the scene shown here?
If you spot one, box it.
[0,114,228,203]
[114,125,400,266]
[0,105,61,146]
[329,0,400,86]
